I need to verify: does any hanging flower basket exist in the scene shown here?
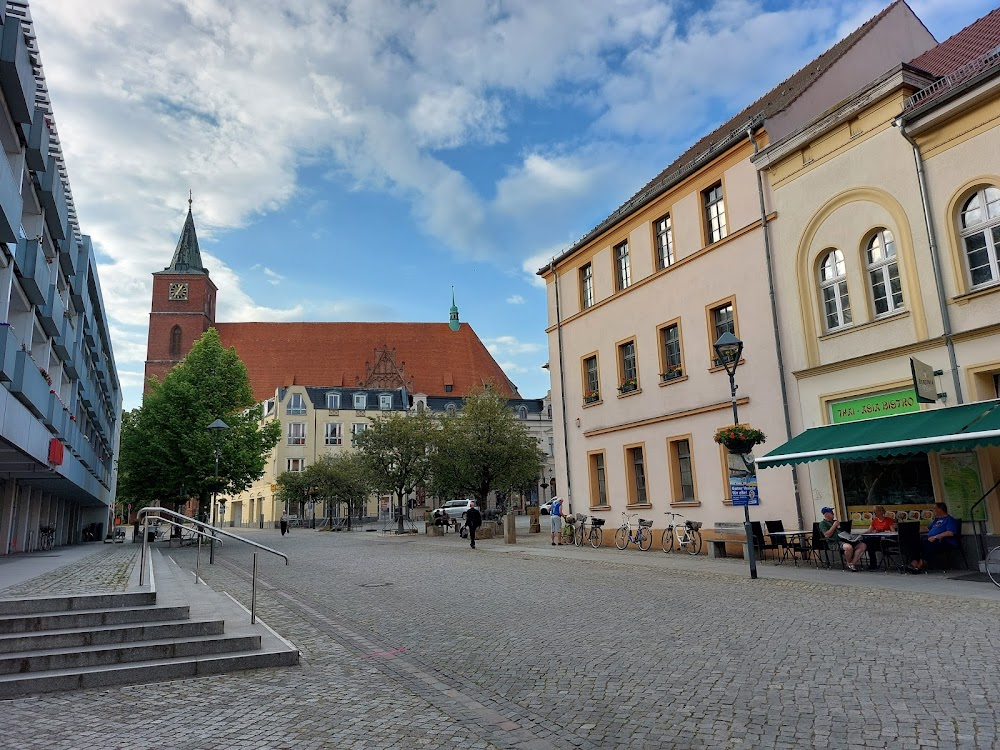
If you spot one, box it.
[713,424,766,454]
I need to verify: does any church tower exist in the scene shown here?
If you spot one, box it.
[449,287,460,332]
[143,195,218,391]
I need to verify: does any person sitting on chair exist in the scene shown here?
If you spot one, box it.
[861,505,896,570]
[907,502,959,573]
[819,506,867,572]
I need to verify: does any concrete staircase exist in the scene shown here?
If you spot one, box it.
[0,549,298,697]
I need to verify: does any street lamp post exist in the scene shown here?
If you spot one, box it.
[207,418,230,564]
[713,332,757,580]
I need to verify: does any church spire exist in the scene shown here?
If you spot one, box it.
[449,287,460,331]
[165,192,208,274]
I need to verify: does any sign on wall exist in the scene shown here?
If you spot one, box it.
[910,357,938,404]
[728,453,760,507]
[830,388,920,424]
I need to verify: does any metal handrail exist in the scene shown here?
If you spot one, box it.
[141,514,223,545]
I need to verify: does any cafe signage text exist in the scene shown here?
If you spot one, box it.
[830,388,920,424]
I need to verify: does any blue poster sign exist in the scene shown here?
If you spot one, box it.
[730,475,760,507]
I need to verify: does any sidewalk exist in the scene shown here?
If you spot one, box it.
[0,542,139,597]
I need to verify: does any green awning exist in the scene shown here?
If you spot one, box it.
[757,399,1000,469]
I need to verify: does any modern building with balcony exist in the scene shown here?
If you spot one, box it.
[0,4,122,554]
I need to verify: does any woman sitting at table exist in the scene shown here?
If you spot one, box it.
[861,505,896,570]
[819,506,867,572]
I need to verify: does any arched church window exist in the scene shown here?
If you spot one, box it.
[169,325,182,357]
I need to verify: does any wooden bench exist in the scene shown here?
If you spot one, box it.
[708,522,752,560]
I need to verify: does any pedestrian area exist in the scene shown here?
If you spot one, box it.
[1,526,999,749]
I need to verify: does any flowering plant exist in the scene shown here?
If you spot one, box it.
[618,377,637,392]
[583,389,600,402]
[713,424,766,451]
[660,365,683,380]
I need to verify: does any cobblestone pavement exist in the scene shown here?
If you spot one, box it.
[0,545,139,597]
[2,529,1000,748]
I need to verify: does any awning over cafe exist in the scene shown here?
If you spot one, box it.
[756,399,1000,469]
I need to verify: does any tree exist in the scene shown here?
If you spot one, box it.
[117,328,281,518]
[302,453,373,530]
[429,385,544,511]
[275,469,310,521]
[355,411,437,533]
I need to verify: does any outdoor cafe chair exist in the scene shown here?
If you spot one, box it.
[751,521,779,561]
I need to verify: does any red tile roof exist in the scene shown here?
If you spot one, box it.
[213,321,518,402]
[909,7,1000,76]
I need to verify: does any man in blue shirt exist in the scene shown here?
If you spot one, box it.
[907,502,959,573]
[550,497,563,545]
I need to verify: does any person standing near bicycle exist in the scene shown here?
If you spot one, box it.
[550,496,564,545]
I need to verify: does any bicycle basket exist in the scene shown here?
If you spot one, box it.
[591,518,606,527]
[638,518,653,528]
[686,520,703,530]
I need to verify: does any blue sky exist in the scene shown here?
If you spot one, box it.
[30,0,996,410]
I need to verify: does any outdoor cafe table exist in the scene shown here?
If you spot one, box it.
[859,531,897,570]
[767,530,812,566]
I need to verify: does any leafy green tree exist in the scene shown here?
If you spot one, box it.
[355,411,437,533]
[118,328,281,519]
[429,386,544,511]
[302,453,373,530]
[275,469,310,521]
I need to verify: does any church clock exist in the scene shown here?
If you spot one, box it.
[168,282,189,301]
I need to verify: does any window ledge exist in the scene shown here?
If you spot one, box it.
[953,282,1000,305]
[659,375,688,387]
[670,501,700,507]
[582,399,604,409]
[818,310,909,341]
[617,388,642,399]
[625,503,653,509]
[589,505,611,511]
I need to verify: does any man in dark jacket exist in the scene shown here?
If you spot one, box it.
[465,501,483,549]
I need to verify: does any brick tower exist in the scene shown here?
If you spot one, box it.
[143,196,217,391]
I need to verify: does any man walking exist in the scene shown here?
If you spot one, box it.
[465,500,482,549]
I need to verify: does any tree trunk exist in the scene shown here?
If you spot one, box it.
[397,491,405,533]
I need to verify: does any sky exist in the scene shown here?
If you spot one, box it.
[28,0,996,411]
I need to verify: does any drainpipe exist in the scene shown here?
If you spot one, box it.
[748,127,804,529]
[550,260,573,512]
[894,118,964,404]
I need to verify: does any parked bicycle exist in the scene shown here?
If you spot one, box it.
[566,514,590,547]
[588,517,606,548]
[662,512,703,555]
[614,512,653,551]
[39,525,55,551]
[986,544,1000,588]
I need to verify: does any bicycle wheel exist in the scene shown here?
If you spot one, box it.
[987,545,1000,588]
[614,527,628,550]
[661,528,674,553]
[686,529,703,555]
[589,526,603,549]
[575,525,584,547]
[637,526,652,551]
[41,535,52,551]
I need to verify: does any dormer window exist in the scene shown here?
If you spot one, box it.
[353,393,367,410]
[379,394,392,410]
[518,406,528,420]
[446,403,457,415]
[286,393,306,415]
[444,384,453,393]
[326,392,341,410]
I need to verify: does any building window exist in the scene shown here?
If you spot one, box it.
[819,249,852,330]
[287,422,306,446]
[960,186,1000,288]
[287,458,305,473]
[518,405,528,420]
[169,325,182,357]
[353,393,367,410]
[286,393,306,416]
[704,183,728,244]
[351,423,367,446]
[618,340,637,393]
[655,214,674,270]
[658,321,683,381]
[326,392,341,410]
[625,445,647,505]
[580,262,595,309]
[709,300,737,366]
[446,403,457,415]
[416,401,426,414]
[614,240,631,291]
[589,452,608,507]
[583,354,600,403]
[444,384,453,393]
[866,229,904,316]
[379,394,392,410]
[325,422,342,446]
[668,438,696,503]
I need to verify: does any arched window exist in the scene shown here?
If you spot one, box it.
[446,403,456,415]
[169,325,182,357]
[819,249,851,330]
[960,186,1000,288]
[518,406,528,420]
[866,229,903,316]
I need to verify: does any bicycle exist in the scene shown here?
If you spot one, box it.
[39,525,55,551]
[566,514,590,547]
[986,544,1000,588]
[614,512,653,551]
[662,512,703,555]
[588,517,606,548]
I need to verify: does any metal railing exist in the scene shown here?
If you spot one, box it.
[137,507,288,624]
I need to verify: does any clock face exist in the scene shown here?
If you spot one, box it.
[168,282,189,301]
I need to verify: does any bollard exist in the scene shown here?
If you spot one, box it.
[251,552,258,624]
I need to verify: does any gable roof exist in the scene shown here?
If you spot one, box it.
[909,7,1000,76]
[214,321,518,402]
[542,1,908,270]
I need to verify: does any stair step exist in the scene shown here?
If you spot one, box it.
[0,648,300,698]
[0,619,225,654]
[0,633,261,675]
[0,592,156,616]
[0,605,189,634]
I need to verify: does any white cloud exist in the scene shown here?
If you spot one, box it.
[485,336,544,357]
[250,265,286,286]
[506,295,525,305]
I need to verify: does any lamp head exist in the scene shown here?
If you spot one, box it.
[206,418,230,445]
[713,331,743,375]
